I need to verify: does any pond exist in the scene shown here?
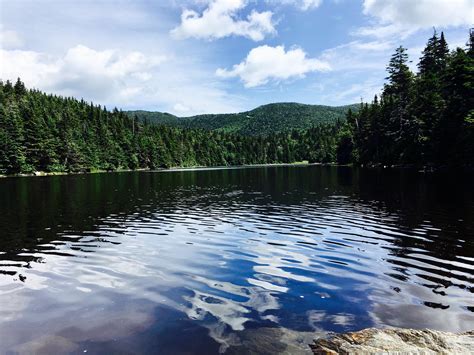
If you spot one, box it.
[0,166,473,354]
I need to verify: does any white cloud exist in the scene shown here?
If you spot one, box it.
[216,45,330,87]
[0,26,23,49]
[0,50,57,86]
[358,0,473,38]
[363,0,473,28]
[0,45,164,102]
[171,0,276,41]
[62,45,164,79]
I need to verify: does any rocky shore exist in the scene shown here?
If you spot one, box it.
[310,327,474,354]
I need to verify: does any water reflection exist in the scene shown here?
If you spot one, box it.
[0,166,473,353]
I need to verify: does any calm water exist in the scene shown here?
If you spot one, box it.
[0,166,473,354]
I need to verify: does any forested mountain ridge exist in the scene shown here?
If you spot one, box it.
[128,102,357,135]
[0,80,341,175]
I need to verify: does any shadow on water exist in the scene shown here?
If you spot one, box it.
[0,166,473,353]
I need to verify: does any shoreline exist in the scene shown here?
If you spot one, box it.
[161,161,313,172]
[0,168,151,179]
[1,161,472,178]
[0,162,314,178]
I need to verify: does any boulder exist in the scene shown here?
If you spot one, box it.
[310,327,474,355]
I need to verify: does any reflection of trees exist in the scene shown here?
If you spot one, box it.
[345,167,474,313]
[0,167,349,263]
[1,166,472,260]
[352,168,474,258]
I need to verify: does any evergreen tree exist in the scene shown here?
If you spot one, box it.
[410,31,447,163]
[383,46,414,163]
[340,29,473,168]
[13,78,27,97]
[438,44,474,165]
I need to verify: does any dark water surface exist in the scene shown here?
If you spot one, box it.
[0,166,473,354]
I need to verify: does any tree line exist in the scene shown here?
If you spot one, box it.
[337,30,473,168]
[0,79,340,175]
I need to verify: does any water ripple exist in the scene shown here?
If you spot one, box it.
[0,167,473,353]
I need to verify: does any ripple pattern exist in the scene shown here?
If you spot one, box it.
[0,167,473,354]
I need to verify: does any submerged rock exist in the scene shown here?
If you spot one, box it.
[226,327,319,355]
[310,327,474,355]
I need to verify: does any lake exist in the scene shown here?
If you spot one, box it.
[0,166,473,354]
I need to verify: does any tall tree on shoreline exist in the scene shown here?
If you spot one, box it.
[338,29,473,168]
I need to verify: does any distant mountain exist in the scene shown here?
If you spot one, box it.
[128,102,358,135]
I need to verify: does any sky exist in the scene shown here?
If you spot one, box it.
[0,0,472,115]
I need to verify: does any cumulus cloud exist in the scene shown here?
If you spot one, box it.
[216,45,330,87]
[0,50,57,86]
[358,0,473,38]
[171,0,276,41]
[363,0,473,28]
[0,45,164,101]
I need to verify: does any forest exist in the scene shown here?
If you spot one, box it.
[338,30,473,168]
[0,30,472,175]
[0,80,341,174]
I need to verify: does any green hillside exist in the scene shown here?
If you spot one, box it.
[128,102,357,135]
[127,110,180,126]
[0,79,343,175]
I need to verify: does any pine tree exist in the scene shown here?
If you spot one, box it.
[411,31,448,163]
[383,46,414,163]
[13,78,27,97]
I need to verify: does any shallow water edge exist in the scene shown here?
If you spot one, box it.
[3,160,472,179]
[0,162,314,178]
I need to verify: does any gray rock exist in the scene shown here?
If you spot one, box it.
[310,327,474,355]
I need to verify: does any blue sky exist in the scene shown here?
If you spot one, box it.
[0,0,472,115]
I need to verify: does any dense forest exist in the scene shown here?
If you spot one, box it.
[0,80,341,174]
[0,30,472,175]
[337,30,474,168]
[128,103,357,136]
